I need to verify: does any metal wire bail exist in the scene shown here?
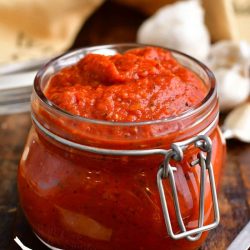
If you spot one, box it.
[32,114,219,242]
[157,135,220,241]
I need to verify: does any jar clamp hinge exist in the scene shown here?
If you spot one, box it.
[157,135,220,241]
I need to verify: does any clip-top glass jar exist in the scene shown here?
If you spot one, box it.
[18,44,226,250]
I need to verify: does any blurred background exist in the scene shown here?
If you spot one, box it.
[0,1,250,249]
[0,0,250,114]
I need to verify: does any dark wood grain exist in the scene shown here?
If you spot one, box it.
[1,1,249,250]
[0,113,31,250]
[202,140,250,250]
[72,1,147,48]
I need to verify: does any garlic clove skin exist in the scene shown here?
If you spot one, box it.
[215,68,250,111]
[223,102,250,143]
[137,0,210,61]
[207,40,250,71]
[207,40,250,111]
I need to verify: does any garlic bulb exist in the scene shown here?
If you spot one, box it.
[207,40,250,111]
[137,0,210,61]
[214,67,250,111]
[223,102,250,143]
[207,40,250,75]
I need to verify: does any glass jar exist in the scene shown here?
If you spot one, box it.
[18,44,226,250]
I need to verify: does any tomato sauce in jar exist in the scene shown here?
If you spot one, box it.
[18,45,225,250]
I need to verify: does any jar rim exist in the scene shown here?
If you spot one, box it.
[34,43,217,127]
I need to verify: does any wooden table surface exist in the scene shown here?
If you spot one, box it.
[0,2,249,250]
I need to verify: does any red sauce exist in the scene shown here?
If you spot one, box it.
[18,46,225,250]
[45,47,207,122]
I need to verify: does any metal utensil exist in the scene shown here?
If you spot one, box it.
[0,71,37,91]
[0,71,37,115]
[0,58,44,115]
[14,237,32,250]
[227,221,250,250]
[0,58,48,75]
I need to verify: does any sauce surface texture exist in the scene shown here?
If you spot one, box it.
[45,47,207,122]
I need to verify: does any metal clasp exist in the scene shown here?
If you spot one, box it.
[32,113,220,241]
[157,135,220,241]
